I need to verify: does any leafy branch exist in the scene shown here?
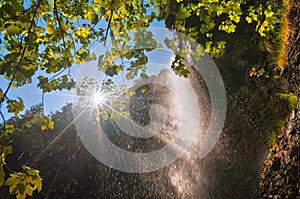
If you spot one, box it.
[2,0,42,100]
[53,0,72,74]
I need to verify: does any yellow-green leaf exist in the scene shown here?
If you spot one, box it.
[16,192,26,199]
[48,120,54,129]
[7,24,21,35]
[37,177,42,192]
[46,24,55,34]
[25,185,34,196]
[140,87,147,93]
[245,16,252,23]
[41,125,47,131]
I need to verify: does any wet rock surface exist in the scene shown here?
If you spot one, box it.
[260,111,300,198]
[282,0,300,95]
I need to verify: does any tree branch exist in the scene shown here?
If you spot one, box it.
[53,0,72,69]
[104,10,114,46]
[0,110,6,165]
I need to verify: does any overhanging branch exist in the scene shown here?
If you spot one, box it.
[1,0,43,100]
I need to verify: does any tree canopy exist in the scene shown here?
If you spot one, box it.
[0,0,285,198]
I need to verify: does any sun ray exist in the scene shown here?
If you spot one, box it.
[100,101,147,130]
[31,105,90,163]
[96,101,121,132]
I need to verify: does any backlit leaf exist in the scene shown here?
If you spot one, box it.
[7,24,20,35]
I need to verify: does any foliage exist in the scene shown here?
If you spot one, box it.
[0,0,286,109]
[6,98,25,116]
[268,130,279,146]
[278,93,300,110]
[267,107,293,146]
[247,0,289,78]
[3,103,112,198]
[0,104,45,198]
[96,29,161,80]
[0,0,285,105]
[245,1,284,37]
[168,0,284,58]
[28,114,55,131]
[248,67,279,79]
[0,0,289,198]
[0,0,158,95]
[5,166,42,199]
[270,0,289,69]
[267,116,288,147]
[170,54,190,78]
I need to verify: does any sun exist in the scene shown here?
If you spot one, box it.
[93,92,106,105]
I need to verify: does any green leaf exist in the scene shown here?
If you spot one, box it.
[7,97,25,115]
[85,53,97,61]
[217,41,226,49]
[4,145,13,154]
[5,175,16,186]
[5,166,42,198]
[7,24,21,35]
[17,183,25,194]
[9,183,18,194]
[192,44,205,61]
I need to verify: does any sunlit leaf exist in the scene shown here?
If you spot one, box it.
[7,24,21,35]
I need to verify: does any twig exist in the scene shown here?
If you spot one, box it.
[48,67,69,81]
[53,0,72,73]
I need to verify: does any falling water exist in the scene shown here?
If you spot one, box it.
[71,27,229,198]
[133,63,213,199]
[72,59,219,198]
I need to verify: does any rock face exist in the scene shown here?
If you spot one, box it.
[260,110,300,198]
[260,0,300,198]
[282,0,300,95]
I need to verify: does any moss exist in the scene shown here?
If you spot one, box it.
[268,131,280,146]
[275,0,290,69]
[263,0,290,70]
[278,92,300,110]
[270,151,276,161]
[268,113,291,146]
